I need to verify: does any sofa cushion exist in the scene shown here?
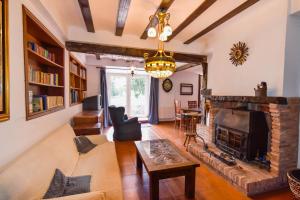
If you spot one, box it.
[0,124,79,200]
[72,142,123,200]
[43,191,106,200]
[85,135,108,146]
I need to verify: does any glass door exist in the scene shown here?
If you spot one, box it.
[107,70,150,119]
[107,75,127,109]
[130,75,150,118]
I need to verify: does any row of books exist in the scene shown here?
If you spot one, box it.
[70,89,79,104]
[70,76,78,89]
[28,41,56,62]
[29,67,59,86]
[70,62,79,75]
[70,62,86,79]
[29,91,63,113]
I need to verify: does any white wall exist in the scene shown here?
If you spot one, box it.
[291,0,300,14]
[0,0,82,170]
[203,0,288,96]
[283,14,300,97]
[87,66,100,97]
[159,71,199,121]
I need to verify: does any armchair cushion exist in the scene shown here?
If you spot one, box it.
[125,117,138,124]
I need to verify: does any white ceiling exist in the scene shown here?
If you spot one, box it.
[40,0,247,47]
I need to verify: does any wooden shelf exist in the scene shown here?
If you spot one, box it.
[70,87,80,90]
[23,6,65,121]
[27,48,64,69]
[70,71,81,78]
[69,53,87,106]
[28,106,64,120]
[29,81,64,88]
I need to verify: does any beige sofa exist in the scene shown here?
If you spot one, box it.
[0,124,123,200]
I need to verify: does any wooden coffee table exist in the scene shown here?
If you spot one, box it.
[134,139,200,200]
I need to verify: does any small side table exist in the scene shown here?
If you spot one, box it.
[72,110,103,136]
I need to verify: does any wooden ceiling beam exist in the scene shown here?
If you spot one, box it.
[184,0,260,44]
[115,0,132,36]
[78,0,95,32]
[140,0,175,40]
[176,63,199,72]
[167,0,217,42]
[65,41,207,64]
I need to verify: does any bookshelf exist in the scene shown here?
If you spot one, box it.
[23,6,65,120]
[69,54,87,106]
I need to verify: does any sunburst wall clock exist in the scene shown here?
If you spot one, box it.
[229,41,249,66]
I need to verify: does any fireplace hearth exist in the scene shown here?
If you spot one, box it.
[188,95,300,196]
[214,108,269,166]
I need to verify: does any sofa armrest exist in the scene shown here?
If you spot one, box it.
[43,191,106,200]
[85,135,108,145]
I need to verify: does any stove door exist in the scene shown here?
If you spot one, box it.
[215,126,247,160]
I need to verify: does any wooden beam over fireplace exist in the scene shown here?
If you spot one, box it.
[78,0,95,32]
[184,0,260,44]
[167,0,217,42]
[115,0,132,36]
[140,0,175,40]
[65,41,207,64]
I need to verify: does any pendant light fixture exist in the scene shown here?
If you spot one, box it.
[144,12,176,79]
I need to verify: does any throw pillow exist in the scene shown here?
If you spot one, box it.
[64,175,91,196]
[43,169,91,199]
[74,136,97,153]
[43,169,67,199]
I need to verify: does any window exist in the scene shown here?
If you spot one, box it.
[107,68,150,118]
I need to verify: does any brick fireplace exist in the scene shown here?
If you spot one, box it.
[188,95,300,196]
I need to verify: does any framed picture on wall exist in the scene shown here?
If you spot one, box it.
[180,83,193,95]
[0,0,9,122]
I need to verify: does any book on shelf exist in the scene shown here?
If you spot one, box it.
[29,93,64,113]
[29,66,59,86]
[70,61,79,75]
[70,76,76,88]
[28,41,56,62]
[70,89,79,104]
[29,91,33,113]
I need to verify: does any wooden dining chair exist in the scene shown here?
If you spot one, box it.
[188,101,198,109]
[174,100,182,128]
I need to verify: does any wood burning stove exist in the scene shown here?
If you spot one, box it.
[214,109,269,161]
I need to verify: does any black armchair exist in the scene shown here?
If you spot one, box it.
[108,106,142,141]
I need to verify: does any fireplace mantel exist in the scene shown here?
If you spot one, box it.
[204,95,290,104]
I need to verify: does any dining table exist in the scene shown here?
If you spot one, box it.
[181,107,202,113]
[179,107,203,133]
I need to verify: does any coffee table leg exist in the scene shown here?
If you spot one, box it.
[185,167,196,198]
[136,151,142,169]
[149,174,159,200]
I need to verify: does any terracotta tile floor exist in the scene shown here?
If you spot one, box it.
[104,122,293,200]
